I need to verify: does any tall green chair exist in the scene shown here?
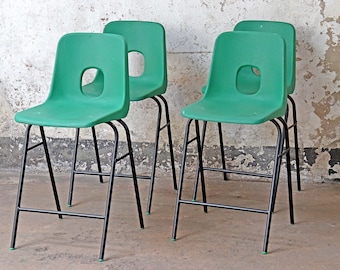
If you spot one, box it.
[234,20,300,190]
[195,21,300,193]
[68,21,177,215]
[192,20,300,203]
[10,33,144,261]
[171,31,294,254]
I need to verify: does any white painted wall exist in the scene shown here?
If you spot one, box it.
[0,0,339,180]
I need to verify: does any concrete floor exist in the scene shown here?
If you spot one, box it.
[1,170,340,270]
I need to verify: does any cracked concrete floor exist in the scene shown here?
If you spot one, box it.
[0,170,340,269]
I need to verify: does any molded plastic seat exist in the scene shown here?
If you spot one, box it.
[11,33,144,261]
[70,21,177,214]
[172,31,294,254]
[15,34,130,127]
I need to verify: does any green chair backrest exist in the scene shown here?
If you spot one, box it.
[103,21,167,96]
[234,20,296,95]
[47,33,130,119]
[204,31,286,119]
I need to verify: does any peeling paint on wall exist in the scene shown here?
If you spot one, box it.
[311,91,340,147]
[0,0,339,182]
[304,147,339,180]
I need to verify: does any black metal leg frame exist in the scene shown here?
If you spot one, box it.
[10,121,144,262]
[68,94,177,215]
[171,118,294,254]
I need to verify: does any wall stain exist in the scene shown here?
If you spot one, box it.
[304,148,318,166]
[305,147,339,180]
[324,26,340,82]
[311,91,340,147]
[219,0,227,12]
[303,71,315,81]
[319,0,326,18]
[319,0,340,82]
[302,0,340,181]
[323,148,339,179]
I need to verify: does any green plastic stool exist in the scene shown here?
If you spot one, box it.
[10,33,144,262]
[68,21,177,215]
[172,31,294,254]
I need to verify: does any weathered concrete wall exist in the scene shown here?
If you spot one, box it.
[0,0,339,181]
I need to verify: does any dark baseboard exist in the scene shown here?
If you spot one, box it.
[0,137,339,181]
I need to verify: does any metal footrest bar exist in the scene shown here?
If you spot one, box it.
[159,122,170,131]
[72,171,152,180]
[115,152,130,163]
[73,170,111,177]
[287,122,297,129]
[18,207,105,220]
[203,167,273,179]
[278,147,290,158]
[27,142,43,151]
[115,173,151,180]
[178,199,268,214]
[187,137,198,145]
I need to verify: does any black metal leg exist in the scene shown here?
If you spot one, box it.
[270,122,284,214]
[99,121,144,261]
[10,125,32,250]
[278,118,294,224]
[172,119,193,241]
[217,122,228,180]
[270,117,294,223]
[192,121,207,201]
[40,126,62,218]
[98,122,119,262]
[118,120,144,229]
[262,120,285,254]
[288,95,301,191]
[68,128,80,207]
[195,120,208,213]
[146,97,162,215]
[158,95,177,190]
[147,95,178,214]
[92,126,104,184]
